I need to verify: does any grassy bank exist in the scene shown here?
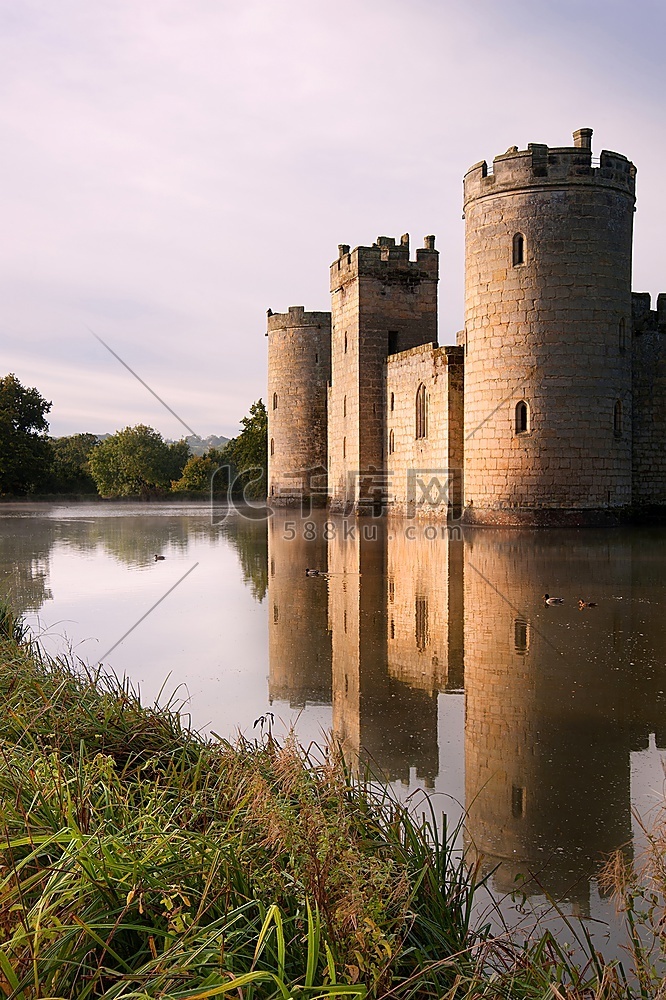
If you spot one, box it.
[0,604,661,999]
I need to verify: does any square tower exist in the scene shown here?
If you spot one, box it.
[328,234,439,511]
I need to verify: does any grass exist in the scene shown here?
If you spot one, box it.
[0,601,662,998]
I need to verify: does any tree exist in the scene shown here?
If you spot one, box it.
[50,433,99,493]
[88,425,189,498]
[224,400,268,499]
[0,374,53,495]
[171,448,227,494]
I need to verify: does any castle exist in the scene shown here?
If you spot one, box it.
[267,128,666,525]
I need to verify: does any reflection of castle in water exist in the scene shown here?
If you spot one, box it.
[268,515,666,910]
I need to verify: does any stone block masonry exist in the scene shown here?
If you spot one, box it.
[632,292,666,506]
[463,132,635,524]
[266,128,666,524]
[267,306,331,504]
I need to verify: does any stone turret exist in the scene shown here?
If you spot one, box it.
[462,129,636,524]
[328,235,439,512]
[267,306,331,504]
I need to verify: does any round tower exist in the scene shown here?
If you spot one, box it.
[267,306,331,504]
[462,129,636,524]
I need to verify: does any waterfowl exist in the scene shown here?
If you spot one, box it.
[154,554,165,561]
[578,599,597,609]
[543,594,564,605]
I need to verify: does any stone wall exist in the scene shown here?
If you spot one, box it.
[384,344,463,516]
[632,292,666,505]
[463,132,635,523]
[267,306,331,504]
[328,236,439,510]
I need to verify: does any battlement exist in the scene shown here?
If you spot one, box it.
[330,233,438,292]
[267,306,331,333]
[463,128,636,206]
[384,343,464,366]
[632,292,666,335]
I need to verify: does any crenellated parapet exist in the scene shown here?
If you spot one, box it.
[330,234,438,293]
[464,131,636,208]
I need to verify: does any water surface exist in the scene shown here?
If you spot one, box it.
[2,501,665,959]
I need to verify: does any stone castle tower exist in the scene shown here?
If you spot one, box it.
[462,129,636,523]
[267,306,331,504]
[327,235,439,511]
[266,128,666,522]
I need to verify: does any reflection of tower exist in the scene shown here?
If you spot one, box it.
[463,129,635,522]
[267,307,331,504]
[386,528,463,694]
[328,520,439,785]
[463,531,633,910]
[267,514,332,707]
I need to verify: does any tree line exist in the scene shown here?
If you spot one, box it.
[0,373,267,499]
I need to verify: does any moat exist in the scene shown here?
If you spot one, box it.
[2,501,665,959]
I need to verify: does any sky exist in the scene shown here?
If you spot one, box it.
[1,0,664,439]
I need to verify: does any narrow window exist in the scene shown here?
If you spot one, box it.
[415,595,429,651]
[515,400,529,434]
[416,383,428,439]
[512,786,526,819]
[272,392,278,410]
[343,436,346,459]
[273,604,279,624]
[514,618,530,654]
[344,332,348,354]
[270,437,275,456]
[388,330,399,355]
[512,232,525,266]
[619,318,627,353]
[390,618,395,639]
[343,609,347,634]
[343,395,346,418]
[614,400,622,437]
[388,577,395,603]
[390,392,395,412]
[315,351,319,364]
[388,429,395,455]
[270,558,275,577]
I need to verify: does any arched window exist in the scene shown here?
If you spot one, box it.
[388,429,395,455]
[614,400,622,437]
[515,400,529,434]
[619,318,627,353]
[270,437,275,456]
[390,392,395,412]
[272,392,278,410]
[512,232,525,266]
[416,383,428,439]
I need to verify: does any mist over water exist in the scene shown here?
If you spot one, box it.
[2,501,665,959]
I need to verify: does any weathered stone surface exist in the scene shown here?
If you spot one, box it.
[463,134,636,519]
[267,306,331,504]
[266,130,666,525]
